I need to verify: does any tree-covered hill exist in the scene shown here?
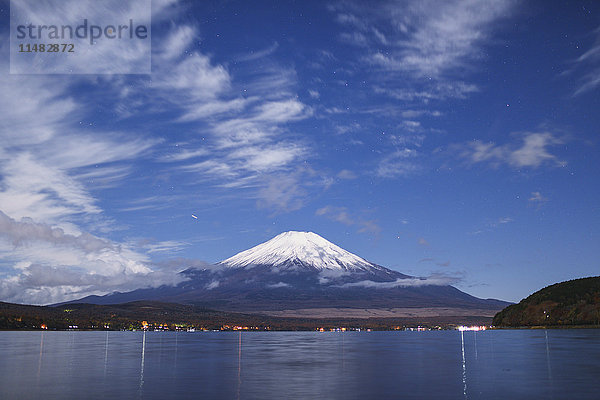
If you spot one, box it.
[493,277,600,327]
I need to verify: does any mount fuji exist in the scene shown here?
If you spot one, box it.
[69,231,510,317]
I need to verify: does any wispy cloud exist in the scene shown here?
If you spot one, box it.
[0,31,159,226]
[316,206,381,235]
[257,173,307,212]
[338,273,461,288]
[337,169,357,180]
[458,132,566,169]
[470,216,514,235]
[374,82,478,102]
[376,148,419,178]
[0,2,235,304]
[135,23,317,212]
[235,42,280,62]
[332,0,515,100]
[571,26,600,96]
[266,281,291,289]
[159,148,210,163]
[9,0,153,74]
[0,212,185,305]
[140,240,190,254]
[528,191,548,209]
[369,0,514,78]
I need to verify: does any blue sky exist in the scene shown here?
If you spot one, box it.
[0,0,598,304]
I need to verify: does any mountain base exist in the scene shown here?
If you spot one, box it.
[240,307,500,319]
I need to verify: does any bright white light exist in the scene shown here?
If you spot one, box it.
[458,325,487,331]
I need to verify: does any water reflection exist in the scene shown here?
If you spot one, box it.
[139,331,146,394]
[473,330,478,360]
[237,332,242,400]
[104,331,109,379]
[173,332,178,375]
[36,332,44,383]
[461,330,467,399]
[2,330,599,399]
[545,330,552,380]
[341,331,345,370]
[545,330,555,399]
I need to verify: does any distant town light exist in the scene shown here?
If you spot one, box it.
[457,325,487,332]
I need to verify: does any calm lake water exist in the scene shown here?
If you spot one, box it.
[0,329,599,399]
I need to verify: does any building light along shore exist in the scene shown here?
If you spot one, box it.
[457,325,487,332]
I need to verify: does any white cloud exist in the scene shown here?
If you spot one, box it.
[159,148,210,162]
[43,134,158,170]
[400,109,443,118]
[141,240,190,254]
[266,282,290,288]
[131,23,315,212]
[333,0,514,101]
[374,82,479,102]
[230,144,305,172]
[460,132,566,168]
[253,99,310,123]
[334,122,361,135]
[316,206,381,235]
[9,0,153,74]
[390,134,425,147]
[378,0,513,77]
[339,31,369,46]
[0,153,101,223]
[338,274,460,288]
[0,38,158,225]
[178,98,249,122]
[0,75,77,146]
[0,4,190,304]
[154,52,230,96]
[529,191,547,203]
[159,25,197,61]
[376,148,419,178]
[0,212,185,305]
[571,27,600,96]
[235,42,279,62]
[497,217,513,225]
[205,280,220,290]
[335,13,368,30]
[509,133,565,167]
[257,173,306,212]
[0,129,156,225]
[337,169,357,179]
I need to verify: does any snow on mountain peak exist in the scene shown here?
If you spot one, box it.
[219,231,379,271]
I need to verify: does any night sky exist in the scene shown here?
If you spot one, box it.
[0,0,599,304]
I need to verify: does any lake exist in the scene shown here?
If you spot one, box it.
[0,329,598,399]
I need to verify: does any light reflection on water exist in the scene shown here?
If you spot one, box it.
[1,329,599,400]
[237,331,242,400]
[36,331,44,383]
[461,330,467,399]
[103,331,109,379]
[139,330,146,394]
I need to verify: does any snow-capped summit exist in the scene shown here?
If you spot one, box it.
[219,231,382,271]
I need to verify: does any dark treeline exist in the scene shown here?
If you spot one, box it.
[0,301,490,331]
